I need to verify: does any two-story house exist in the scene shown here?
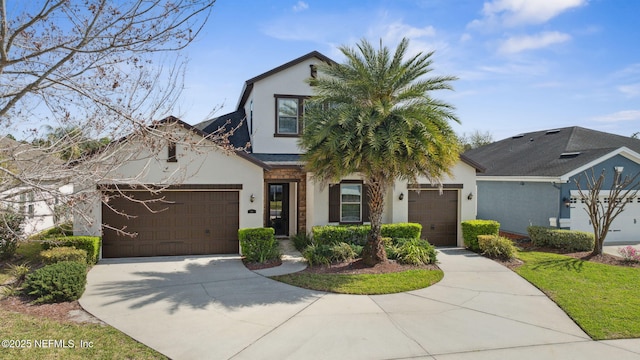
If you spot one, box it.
[76,51,481,258]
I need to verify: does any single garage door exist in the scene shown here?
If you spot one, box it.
[102,191,239,257]
[408,189,458,246]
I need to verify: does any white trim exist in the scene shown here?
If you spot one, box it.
[477,176,562,183]
[560,147,640,181]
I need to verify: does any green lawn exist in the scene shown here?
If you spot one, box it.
[0,309,166,359]
[516,251,640,340]
[272,269,443,295]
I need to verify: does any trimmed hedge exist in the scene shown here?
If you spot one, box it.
[478,235,517,260]
[381,223,422,240]
[527,226,594,252]
[312,223,422,246]
[43,236,101,265]
[23,261,87,304]
[40,246,87,265]
[238,227,280,263]
[461,220,500,252]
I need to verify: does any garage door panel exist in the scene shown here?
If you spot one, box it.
[102,191,240,257]
[408,190,458,247]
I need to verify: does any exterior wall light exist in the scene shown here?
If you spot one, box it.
[467,192,473,200]
[614,166,624,174]
[250,194,255,203]
[398,192,404,200]
[563,197,571,208]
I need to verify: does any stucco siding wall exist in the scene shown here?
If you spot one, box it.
[75,128,265,237]
[246,58,321,154]
[477,180,559,235]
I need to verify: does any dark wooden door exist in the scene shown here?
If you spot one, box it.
[408,190,458,246]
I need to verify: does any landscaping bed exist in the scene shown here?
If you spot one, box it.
[298,258,439,275]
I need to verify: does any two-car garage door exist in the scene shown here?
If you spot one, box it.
[102,190,239,258]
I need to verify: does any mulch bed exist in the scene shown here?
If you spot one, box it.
[298,259,439,275]
[0,296,84,323]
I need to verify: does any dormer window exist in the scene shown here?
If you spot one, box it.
[275,95,306,136]
[167,142,177,162]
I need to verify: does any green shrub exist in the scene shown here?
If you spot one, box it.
[0,210,25,259]
[527,226,549,246]
[396,239,437,265]
[330,242,357,262]
[478,235,517,260]
[23,261,87,304]
[549,230,594,252]
[380,223,422,240]
[302,244,332,266]
[43,236,101,265]
[8,263,31,283]
[238,227,280,263]
[526,226,594,252]
[349,244,363,257]
[40,246,87,265]
[31,223,74,240]
[461,220,500,252]
[312,225,369,246]
[312,223,422,246]
[291,232,312,251]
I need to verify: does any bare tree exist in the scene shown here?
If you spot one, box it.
[459,129,493,151]
[575,168,640,256]
[0,1,242,235]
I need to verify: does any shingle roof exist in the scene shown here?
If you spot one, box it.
[193,109,251,151]
[463,126,640,177]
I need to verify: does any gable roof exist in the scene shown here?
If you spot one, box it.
[464,126,640,178]
[236,51,334,110]
[193,109,251,152]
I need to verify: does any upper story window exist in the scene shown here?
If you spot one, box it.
[275,95,306,136]
[167,142,177,162]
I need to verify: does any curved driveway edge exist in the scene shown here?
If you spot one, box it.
[80,249,640,360]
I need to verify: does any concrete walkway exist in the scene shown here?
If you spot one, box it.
[80,247,640,360]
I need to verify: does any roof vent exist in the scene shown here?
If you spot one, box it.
[560,152,581,158]
[512,134,524,139]
[545,129,561,135]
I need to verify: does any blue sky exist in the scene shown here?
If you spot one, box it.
[175,0,640,141]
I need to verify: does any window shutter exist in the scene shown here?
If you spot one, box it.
[363,183,370,222]
[329,184,340,222]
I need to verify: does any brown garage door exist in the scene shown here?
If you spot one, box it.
[408,190,458,246]
[102,191,239,257]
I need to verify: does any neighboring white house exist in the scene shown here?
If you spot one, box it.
[76,51,481,258]
[1,138,73,236]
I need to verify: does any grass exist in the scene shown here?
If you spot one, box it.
[271,269,443,295]
[0,309,166,359]
[516,251,640,340]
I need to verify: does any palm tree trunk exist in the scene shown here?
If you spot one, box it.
[361,175,388,266]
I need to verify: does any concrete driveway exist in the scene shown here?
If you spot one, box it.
[80,249,640,359]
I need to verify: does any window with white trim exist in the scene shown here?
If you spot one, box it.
[340,183,362,223]
[275,95,306,136]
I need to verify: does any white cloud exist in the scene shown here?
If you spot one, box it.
[292,1,308,12]
[471,0,586,28]
[499,31,571,54]
[592,110,640,123]
[618,84,640,98]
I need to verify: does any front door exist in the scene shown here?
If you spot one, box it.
[268,183,289,236]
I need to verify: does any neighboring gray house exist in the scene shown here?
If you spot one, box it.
[464,126,640,243]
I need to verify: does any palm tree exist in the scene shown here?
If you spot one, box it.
[300,38,461,266]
